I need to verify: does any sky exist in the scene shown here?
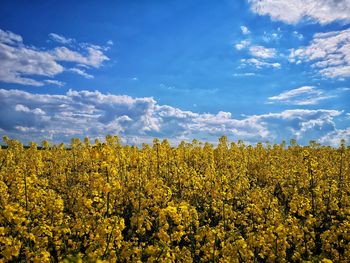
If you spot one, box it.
[0,0,350,146]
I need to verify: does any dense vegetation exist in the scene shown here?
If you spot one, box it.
[0,136,349,262]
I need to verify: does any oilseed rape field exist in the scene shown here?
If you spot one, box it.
[0,136,349,262]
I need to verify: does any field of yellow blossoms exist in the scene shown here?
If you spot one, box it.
[0,135,349,262]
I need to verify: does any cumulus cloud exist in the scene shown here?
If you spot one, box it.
[0,89,344,145]
[248,0,350,25]
[319,128,350,146]
[0,42,64,86]
[290,28,350,78]
[0,28,109,86]
[53,46,109,68]
[268,86,334,105]
[15,104,45,115]
[0,29,23,45]
[249,45,276,58]
[252,109,342,141]
[235,40,250,50]
[235,39,280,69]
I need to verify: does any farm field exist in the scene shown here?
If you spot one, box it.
[2,0,350,262]
[0,136,349,262]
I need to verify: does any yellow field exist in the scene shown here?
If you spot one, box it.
[0,136,349,262]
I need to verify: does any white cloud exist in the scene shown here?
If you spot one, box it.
[241,58,281,69]
[53,46,109,68]
[0,42,64,86]
[248,0,350,25]
[44,80,65,87]
[0,28,109,86]
[253,109,342,140]
[48,33,74,45]
[235,41,280,69]
[0,89,344,145]
[15,104,45,115]
[249,45,276,58]
[240,26,250,35]
[235,40,250,50]
[269,86,316,101]
[0,29,22,45]
[15,104,31,113]
[319,128,350,146]
[107,40,114,45]
[268,86,334,105]
[69,68,94,79]
[290,28,350,78]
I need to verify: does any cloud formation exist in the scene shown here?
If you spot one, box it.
[235,40,250,50]
[241,58,281,69]
[53,46,108,68]
[320,128,350,145]
[290,28,350,79]
[253,109,341,141]
[235,37,280,69]
[0,89,345,145]
[0,29,22,44]
[248,0,350,25]
[249,45,276,59]
[268,86,333,105]
[0,28,109,86]
[49,33,75,45]
[44,80,65,87]
[68,68,94,79]
[240,26,250,35]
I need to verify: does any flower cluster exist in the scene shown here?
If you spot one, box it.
[0,136,349,262]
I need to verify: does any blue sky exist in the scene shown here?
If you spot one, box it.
[0,0,350,145]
